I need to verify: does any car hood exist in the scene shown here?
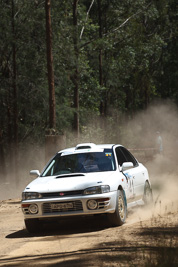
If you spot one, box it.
[24,172,116,193]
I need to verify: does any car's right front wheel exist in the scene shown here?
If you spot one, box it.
[108,189,127,226]
[25,219,42,233]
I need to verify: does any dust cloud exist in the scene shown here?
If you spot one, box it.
[119,100,178,224]
[0,145,46,201]
[80,100,178,222]
[0,100,178,211]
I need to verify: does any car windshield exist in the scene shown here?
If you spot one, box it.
[41,149,116,176]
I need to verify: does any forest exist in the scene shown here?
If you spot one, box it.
[0,0,177,184]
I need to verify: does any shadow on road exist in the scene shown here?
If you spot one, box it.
[6,215,110,239]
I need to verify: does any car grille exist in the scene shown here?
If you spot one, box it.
[41,190,83,198]
[42,200,83,214]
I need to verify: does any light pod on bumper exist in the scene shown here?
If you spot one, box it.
[28,204,38,214]
[87,199,98,210]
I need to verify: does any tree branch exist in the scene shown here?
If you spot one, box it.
[80,0,95,40]
[80,2,152,48]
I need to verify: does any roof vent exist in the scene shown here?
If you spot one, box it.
[75,143,96,150]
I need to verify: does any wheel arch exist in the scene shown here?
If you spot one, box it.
[117,185,127,208]
[118,185,123,191]
[143,180,153,204]
[145,179,151,189]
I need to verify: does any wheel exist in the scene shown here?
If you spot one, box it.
[143,181,153,205]
[108,190,127,226]
[25,219,42,233]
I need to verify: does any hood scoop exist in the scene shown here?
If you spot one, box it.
[56,173,85,179]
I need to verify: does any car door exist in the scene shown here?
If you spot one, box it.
[115,147,134,200]
[116,146,145,200]
[120,147,145,199]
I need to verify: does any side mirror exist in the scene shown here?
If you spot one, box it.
[30,170,40,177]
[122,162,134,172]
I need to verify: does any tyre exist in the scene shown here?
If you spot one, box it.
[143,181,153,205]
[25,219,42,233]
[108,190,127,226]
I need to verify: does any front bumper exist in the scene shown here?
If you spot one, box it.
[21,191,117,219]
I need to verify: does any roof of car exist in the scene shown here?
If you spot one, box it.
[58,143,121,154]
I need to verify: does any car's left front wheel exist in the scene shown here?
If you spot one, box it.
[107,189,127,226]
[143,181,153,205]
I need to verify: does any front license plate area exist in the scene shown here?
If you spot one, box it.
[51,202,73,210]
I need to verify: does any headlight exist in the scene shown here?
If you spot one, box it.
[83,185,110,195]
[22,192,42,200]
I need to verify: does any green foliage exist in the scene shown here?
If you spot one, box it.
[0,0,177,149]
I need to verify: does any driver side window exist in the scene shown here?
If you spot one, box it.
[120,147,138,167]
[115,147,138,167]
[115,147,127,166]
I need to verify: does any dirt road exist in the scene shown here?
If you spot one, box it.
[0,194,177,267]
[1,155,178,267]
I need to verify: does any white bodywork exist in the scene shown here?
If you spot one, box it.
[21,143,150,220]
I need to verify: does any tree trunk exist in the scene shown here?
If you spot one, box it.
[97,0,103,88]
[45,0,56,129]
[72,0,79,138]
[144,75,150,109]
[11,0,19,184]
[97,0,105,118]
[97,0,106,139]
[0,128,6,182]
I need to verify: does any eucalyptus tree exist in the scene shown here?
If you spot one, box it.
[83,0,175,116]
[0,0,47,181]
[45,0,56,130]
[0,0,177,170]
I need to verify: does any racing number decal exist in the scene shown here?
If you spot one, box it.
[125,173,134,198]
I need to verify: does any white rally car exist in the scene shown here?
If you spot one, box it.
[21,143,152,233]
